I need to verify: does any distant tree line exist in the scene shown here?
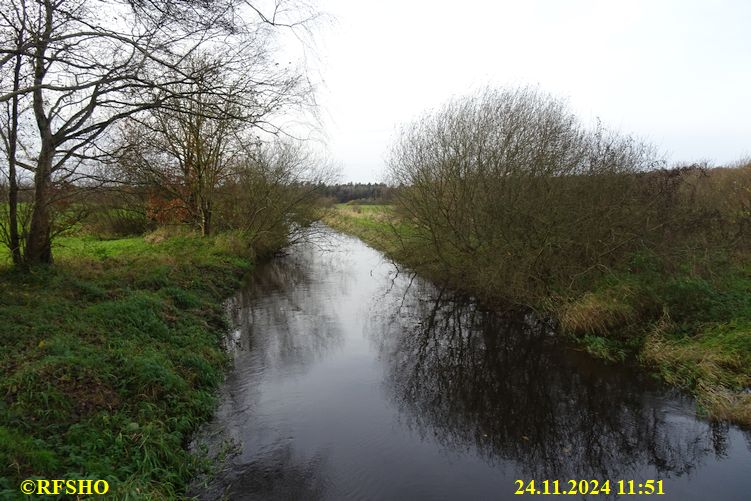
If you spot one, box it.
[318,182,394,204]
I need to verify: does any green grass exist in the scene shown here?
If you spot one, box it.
[322,204,416,257]
[0,232,255,499]
[326,204,751,426]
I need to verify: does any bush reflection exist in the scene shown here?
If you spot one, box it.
[374,283,728,481]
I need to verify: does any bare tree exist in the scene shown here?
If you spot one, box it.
[0,0,319,266]
[117,46,311,236]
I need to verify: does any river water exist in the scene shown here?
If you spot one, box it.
[190,229,751,500]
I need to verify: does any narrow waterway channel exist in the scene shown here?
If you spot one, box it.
[190,228,751,500]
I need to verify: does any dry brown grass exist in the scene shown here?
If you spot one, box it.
[696,383,751,424]
[642,326,751,425]
[559,285,639,335]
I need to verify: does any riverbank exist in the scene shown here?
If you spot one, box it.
[0,231,255,498]
[323,204,751,426]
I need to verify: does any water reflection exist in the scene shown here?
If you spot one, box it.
[192,230,751,500]
[373,281,730,482]
[192,442,329,501]
[225,250,345,372]
[190,245,346,499]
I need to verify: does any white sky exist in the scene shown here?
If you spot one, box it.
[309,0,751,182]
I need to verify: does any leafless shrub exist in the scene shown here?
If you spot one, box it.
[215,139,336,254]
[388,87,741,304]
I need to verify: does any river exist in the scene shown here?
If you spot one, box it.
[190,229,751,500]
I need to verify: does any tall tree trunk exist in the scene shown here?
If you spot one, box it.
[25,151,53,265]
[25,1,54,266]
[7,132,21,266]
[7,41,23,266]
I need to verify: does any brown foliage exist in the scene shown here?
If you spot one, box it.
[146,195,191,226]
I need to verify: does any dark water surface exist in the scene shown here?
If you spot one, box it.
[190,230,751,500]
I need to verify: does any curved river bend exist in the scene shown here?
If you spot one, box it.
[191,229,751,500]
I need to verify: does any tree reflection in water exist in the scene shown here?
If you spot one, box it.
[372,280,728,482]
[225,248,346,374]
[192,234,751,500]
[191,247,345,500]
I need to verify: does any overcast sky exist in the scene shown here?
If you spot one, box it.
[308,0,751,182]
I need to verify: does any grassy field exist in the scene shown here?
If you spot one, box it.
[0,231,255,498]
[323,204,751,426]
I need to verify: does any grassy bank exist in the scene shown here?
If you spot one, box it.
[324,204,751,426]
[0,231,255,498]
[321,204,406,255]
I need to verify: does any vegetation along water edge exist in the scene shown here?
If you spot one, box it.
[0,231,265,498]
[323,92,751,433]
[323,199,751,428]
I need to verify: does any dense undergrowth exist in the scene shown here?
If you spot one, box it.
[0,230,256,499]
[324,204,751,427]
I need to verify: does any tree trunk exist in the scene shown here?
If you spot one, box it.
[201,202,212,236]
[25,151,53,265]
[7,45,22,266]
[8,150,21,266]
[24,0,55,266]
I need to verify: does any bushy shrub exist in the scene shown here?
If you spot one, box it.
[388,86,745,304]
